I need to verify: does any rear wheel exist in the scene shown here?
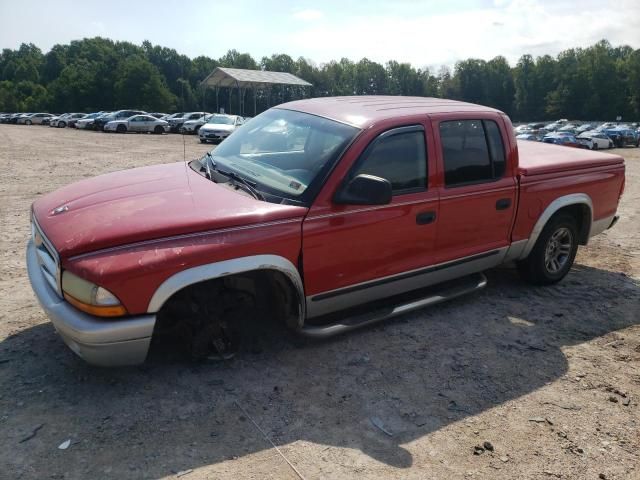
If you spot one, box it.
[59,121,66,128]
[116,124,127,133]
[517,213,578,285]
[592,142,598,150]
[153,125,163,134]
[25,120,32,125]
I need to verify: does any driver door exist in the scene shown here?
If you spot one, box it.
[302,121,440,318]
[130,116,145,132]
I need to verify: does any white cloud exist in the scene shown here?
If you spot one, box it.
[283,0,640,68]
[292,9,324,21]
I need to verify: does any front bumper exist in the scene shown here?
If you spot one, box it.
[26,240,155,366]
[199,130,230,141]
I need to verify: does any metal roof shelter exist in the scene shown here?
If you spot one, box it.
[200,67,312,116]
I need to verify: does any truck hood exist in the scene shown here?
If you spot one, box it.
[32,162,307,258]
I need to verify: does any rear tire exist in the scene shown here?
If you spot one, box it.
[116,124,127,133]
[154,125,163,134]
[592,142,598,150]
[25,120,32,125]
[517,213,579,285]
[59,121,66,128]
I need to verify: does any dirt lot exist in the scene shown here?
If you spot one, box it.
[0,124,639,480]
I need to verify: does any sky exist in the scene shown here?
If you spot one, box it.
[1,0,639,69]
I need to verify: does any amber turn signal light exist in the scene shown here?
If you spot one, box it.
[64,293,128,318]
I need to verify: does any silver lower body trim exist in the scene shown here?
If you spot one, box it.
[300,273,487,338]
[306,247,508,318]
[27,240,155,366]
[589,214,617,238]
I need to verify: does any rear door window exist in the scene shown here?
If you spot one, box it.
[440,119,506,187]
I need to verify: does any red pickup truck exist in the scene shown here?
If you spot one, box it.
[27,96,625,366]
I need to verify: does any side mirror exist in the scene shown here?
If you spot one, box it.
[334,174,392,205]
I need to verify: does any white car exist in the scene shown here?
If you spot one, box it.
[167,112,208,132]
[577,131,614,150]
[18,113,54,125]
[50,113,86,128]
[180,113,217,134]
[198,115,244,143]
[76,112,108,130]
[104,114,170,134]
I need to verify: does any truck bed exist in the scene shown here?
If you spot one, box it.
[517,140,624,177]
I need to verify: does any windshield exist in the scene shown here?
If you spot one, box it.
[205,109,359,201]
[207,115,234,125]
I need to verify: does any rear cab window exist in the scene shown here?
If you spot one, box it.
[439,119,506,187]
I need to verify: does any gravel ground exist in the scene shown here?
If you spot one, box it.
[0,125,639,480]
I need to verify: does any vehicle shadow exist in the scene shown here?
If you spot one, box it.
[1,263,638,478]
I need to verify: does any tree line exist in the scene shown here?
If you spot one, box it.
[0,37,638,121]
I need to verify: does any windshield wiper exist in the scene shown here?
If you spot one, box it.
[202,151,216,179]
[201,152,264,201]
[218,168,265,201]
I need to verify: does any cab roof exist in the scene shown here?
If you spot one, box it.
[277,96,503,128]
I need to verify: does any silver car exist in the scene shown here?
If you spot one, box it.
[18,113,54,125]
[577,131,614,150]
[198,115,244,143]
[104,115,170,134]
[50,113,86,128]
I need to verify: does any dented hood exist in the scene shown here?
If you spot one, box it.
[32,161,306,258]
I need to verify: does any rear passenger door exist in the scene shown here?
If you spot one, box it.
[432,115,516,263]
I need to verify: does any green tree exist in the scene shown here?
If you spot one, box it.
[114,55,176,111]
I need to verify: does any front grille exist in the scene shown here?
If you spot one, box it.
[32,218,61,297]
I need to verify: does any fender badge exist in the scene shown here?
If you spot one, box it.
[52,205,69,215]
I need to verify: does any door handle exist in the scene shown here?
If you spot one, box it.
[416,211,437,225]
[496,198,511,210]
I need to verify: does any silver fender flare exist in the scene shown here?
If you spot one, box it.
[519,193,593,260]
[146,255,305,326]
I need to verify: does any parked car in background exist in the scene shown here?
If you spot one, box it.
[514,124,531,134]
[576,124,594,133]
[104,114,169,134]
[42,115,57,126]
[516,133,540,141]
[542,133,583,148]
[161,112,184,121]
[18,113,54,125]
[577,131,614,150]
[51,113,86,128]
[149,112,168,119]
[0,113,13,123]
[558,124,578,133]
[8,113,28,124]
[198,114,244,143]
[94,110,146,131]
[167,112,208,133]
[544,122,562,132]
[180,113,217,134]
[75,112,109,130]
[603,127,639,148]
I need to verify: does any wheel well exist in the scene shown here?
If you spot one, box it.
[553,203,591,244]
[156,269,303,331]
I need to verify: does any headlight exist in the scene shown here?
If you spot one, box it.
[61,270,127,317]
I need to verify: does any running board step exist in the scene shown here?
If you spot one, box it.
[298,272,487,339]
